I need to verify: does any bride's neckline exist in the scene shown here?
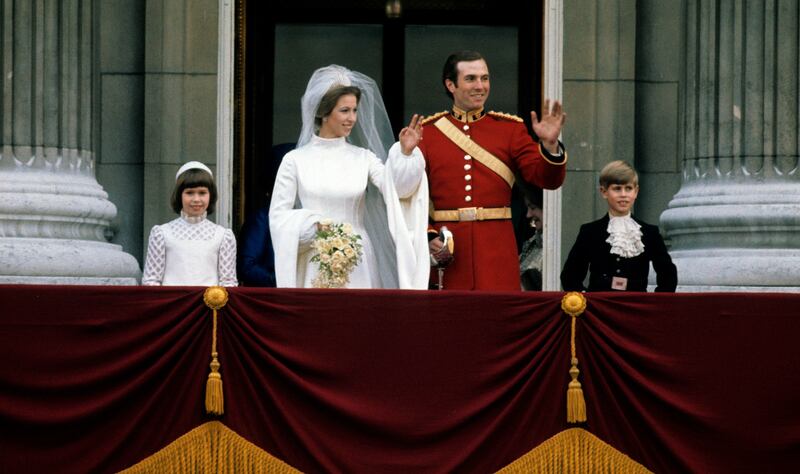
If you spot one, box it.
[312,134,346,145]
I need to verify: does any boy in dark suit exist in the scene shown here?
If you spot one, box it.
[561,161,677,292]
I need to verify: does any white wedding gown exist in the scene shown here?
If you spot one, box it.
[269,135,429,289]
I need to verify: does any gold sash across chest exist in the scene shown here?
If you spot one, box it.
[433,117,515,188]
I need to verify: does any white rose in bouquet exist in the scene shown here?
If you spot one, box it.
[310,220,363,288]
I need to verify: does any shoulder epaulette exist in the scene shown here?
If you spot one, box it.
[420,111,449,126]
[488,111,524,123]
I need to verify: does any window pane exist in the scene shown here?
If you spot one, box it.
[273,24,383,144]
[404,25,518,119]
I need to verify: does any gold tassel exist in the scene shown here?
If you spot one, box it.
[561,292,587,423]
[205,351,224,415]
[567,358,587,423]
[203,287,229,416]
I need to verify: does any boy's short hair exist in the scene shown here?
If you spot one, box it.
[599,160,638,188]
[171,168,217,214]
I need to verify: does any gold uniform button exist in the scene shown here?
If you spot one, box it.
[464,155,471,160]
[465,174,472,181]
[465,185,472,191]
[464,164,471,171]
[465,196,472,202]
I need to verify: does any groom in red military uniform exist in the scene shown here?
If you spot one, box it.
[419,51,567,290]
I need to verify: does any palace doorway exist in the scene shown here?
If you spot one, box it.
[234,0,545,227]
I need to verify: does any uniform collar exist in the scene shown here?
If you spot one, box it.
[451,105,486,123]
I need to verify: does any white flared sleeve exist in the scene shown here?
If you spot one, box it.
[369,143,429,289]
[269,153,323,287]
[385,143,425,198]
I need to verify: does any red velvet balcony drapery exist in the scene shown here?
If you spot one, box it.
[1,285,799,473]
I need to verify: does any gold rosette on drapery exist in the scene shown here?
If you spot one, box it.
[203,286,228,415]
[561,291,587,423]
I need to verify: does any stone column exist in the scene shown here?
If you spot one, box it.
[660,0,800,291]
[561,0,637,265]
[143,0,218,235]
[0,0,140,284]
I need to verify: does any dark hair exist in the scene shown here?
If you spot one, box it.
[442,50,486,100]
[315,85,362,130]
[171,168,218,214]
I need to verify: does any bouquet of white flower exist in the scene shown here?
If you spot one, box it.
[310,219,364,288]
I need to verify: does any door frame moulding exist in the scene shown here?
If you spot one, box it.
[215,0,564,289]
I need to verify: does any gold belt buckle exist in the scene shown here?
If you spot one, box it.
[458,207,478,221]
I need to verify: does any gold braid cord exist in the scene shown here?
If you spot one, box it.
[203,286,229,415]
[120,421,301,473]
[561,292,587,423]
[496,428,652,473]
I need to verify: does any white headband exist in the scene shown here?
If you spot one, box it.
[175,161,213,180]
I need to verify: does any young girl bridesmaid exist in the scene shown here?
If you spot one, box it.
[142,161,238,286]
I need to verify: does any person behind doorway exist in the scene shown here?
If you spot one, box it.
[560,160,677,292]
[237,143,295,287]
[420,50,568,291]
[237,205,276,287]
[518,194,544,291]
[142,161,238,286]
[269,65,430,289]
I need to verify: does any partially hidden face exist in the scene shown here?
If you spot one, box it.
[182,186,210,217]
[526,205,543,229]
[319,94,358,139]
[447,59,490,111]
[601,183,639,216]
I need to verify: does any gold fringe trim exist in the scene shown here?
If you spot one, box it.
[420,110,449,125]
[488,110,524,122]
[120,421,301,473]
[561,292,587,423]
[203,286,229,415]
[496,428,652,474]
[538,142,569,166]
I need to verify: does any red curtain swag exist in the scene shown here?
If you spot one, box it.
[1,285,799,473]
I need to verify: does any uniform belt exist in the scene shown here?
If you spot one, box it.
[431,206,512,222]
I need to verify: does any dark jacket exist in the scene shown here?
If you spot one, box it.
[561,215,677,292]
[237,207,276,287]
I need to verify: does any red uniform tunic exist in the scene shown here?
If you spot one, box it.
[419,109,566,290]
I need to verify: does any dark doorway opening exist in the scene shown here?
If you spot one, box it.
[235,0,544,230]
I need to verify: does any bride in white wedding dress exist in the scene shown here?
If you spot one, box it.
[269,65,430,289]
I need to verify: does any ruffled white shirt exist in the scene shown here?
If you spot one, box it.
[269,135,429,289]
[142,211,238,286]
[606,213,645,258]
